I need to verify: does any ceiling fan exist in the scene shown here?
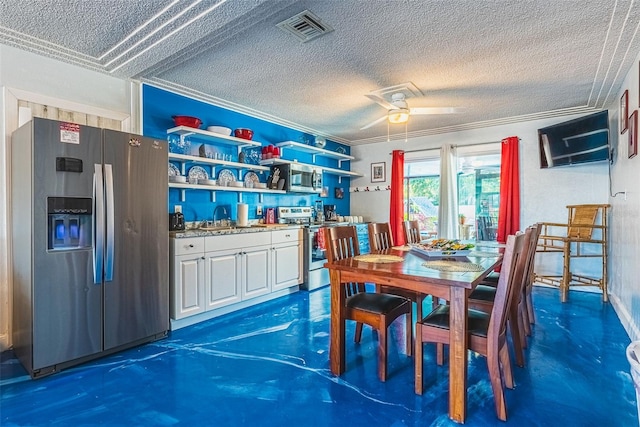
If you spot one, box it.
[360,92,463,130]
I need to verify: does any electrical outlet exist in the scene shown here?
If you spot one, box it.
[256,205,263,216]
[174,205,182,214]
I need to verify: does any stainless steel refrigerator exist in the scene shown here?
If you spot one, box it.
[11,118,169,378]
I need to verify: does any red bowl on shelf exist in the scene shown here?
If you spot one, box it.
[234,128,254,140]
[172,115,202,128]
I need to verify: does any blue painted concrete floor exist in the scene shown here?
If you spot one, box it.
[1,286,637,426]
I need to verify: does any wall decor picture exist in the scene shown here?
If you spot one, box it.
[630,110,638,159]
[621,90,629,134]
[335,187,344,199]
[371,162,386,183]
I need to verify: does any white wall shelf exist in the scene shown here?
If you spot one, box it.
[276,140,354,163]
[167,126,261,148]
[169,153,269,174]
[169,182,285,203]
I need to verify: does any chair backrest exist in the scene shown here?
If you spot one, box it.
[488,232,528,341]
[566,204,608,240]
[368,222,394,251]
[324,225,363,297]
[403,220,421,244]
[325,225,360,263]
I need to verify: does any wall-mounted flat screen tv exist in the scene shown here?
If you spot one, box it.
[538,111,609,168]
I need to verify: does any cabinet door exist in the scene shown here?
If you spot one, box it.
[273,242,301,290]
[205,249,242,310]
[242,245,271,300]
[172,254,205,320]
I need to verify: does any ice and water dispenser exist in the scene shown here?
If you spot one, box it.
[47,197,92,250]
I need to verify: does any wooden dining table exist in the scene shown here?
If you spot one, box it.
[325,247,502,424]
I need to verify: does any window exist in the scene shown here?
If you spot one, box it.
[403,147,501,241]
[404,158,440,238]
[457,153,501,241]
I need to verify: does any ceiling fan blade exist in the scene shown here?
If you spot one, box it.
[410,107,465,115]
[360,115,388,130]
[364,94,396,110]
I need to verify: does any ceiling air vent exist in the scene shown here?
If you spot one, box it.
[276,10,333,43]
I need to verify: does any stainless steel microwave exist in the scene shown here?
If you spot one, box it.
[270,163,322,193]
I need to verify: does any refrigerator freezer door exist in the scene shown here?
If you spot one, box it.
[102,131,169,350]
[30,118,103,369]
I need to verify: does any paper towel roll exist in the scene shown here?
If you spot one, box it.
[237,203,248,227]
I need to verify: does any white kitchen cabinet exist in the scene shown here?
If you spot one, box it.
[170,228,301,330]
[271,228,303,291]
[204,232,272,308]
[170,237,206,320]
[204,247,241,310]
[241,244,272,299]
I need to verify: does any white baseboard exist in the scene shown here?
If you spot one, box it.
[609,293,639,342]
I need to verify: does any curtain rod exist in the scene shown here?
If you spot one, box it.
[390,138,521,155]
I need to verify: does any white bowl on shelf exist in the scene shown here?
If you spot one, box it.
[229,181,244,188]
[207,126,232,136]
[200,179,217,186]
[254,182,267,189]
[169,175,186,183]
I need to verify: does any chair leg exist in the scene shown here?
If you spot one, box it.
[405,311,413,357]
[488,351,508,421]
[509,310,525,368]
[526,290,536,324]
[499,343,514,390]
[416,295,423,323]
[436,343,444,365]
[415,323,423,394]
[378,324,388,382]
[354,322,363,343]
[520,302,531,343]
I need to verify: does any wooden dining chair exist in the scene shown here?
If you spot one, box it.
[414,232,527,421]
[403,220,421,244]
[324,225,412,382]
[368,222,428,321]
[467,226,534,368]
[523,222,542,328]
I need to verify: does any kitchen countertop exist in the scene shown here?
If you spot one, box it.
[170,224,303,239]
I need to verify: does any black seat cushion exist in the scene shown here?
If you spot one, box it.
[418,305,490,338]
[469,284,497,302]
[346,292,409,314]
[480,271,499,286]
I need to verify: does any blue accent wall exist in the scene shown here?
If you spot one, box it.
[142,84,352,222]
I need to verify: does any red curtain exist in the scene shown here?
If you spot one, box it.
[496,136,521,243]
[389,150,405,245]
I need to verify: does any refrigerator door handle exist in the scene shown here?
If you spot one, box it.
[104,164,115,282]
[93,164,104,284]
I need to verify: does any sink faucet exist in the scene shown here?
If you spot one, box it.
[213,206,228,225]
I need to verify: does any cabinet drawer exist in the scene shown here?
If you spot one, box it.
[205,231,271,252]
[272,228,301,245]
[172,237,205,255]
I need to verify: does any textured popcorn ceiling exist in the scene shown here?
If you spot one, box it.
[1,0,639,145]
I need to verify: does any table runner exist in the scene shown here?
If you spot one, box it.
[422,260,485,272]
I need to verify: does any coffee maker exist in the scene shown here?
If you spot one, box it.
[323,204,338,222]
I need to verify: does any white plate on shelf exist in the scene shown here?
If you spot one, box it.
[188,165,209,181]
[168,163,180,177]
[217,168,236,186]
[244,171,260,188]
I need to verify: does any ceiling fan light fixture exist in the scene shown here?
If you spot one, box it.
[388,108,410,124]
